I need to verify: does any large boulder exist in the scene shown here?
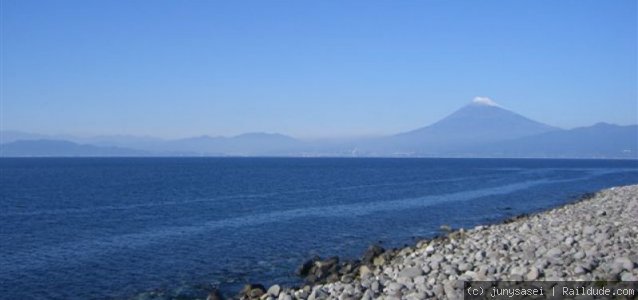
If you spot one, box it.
[206,289,223,300]
[237,284,266,300]
[361,245,385,265]
[295,255,320,277]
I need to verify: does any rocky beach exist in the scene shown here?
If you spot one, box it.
[212,184,638,300]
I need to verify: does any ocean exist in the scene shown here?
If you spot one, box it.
[1,157,637,299]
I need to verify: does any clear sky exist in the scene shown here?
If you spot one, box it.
[1,0,636,139]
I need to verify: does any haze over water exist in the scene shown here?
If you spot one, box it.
[1,157,637,299]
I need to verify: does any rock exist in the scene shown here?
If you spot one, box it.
[433,284,445,297]
[519,223,532,233]
[534,259,549,269]
[303,256,341,284]
[296,256,319,277]
[510,266,527,276]
[458,262,471,272]
[309,288,329,300]
[267,285,281,297]
[422,264,431,274]
[277,293,292,300]
[474,250,485,261]
[239,284,266,299]
[464,270,479,280]
[361,245,384,265]
[526,266,540,280]
[621,272,637,281]
[546,247,562,257]
[386,282,404,294]
[316,256,339,270]
[326,273,340,283]
[443,281,458,298]
[399,267,423,278]
[442,265,458,276]
[477,265,489,276]
[361,290,373,300]
[583,225,596,235]
[413,275,427,285]
[373,255,386,266]
[250,288,265,298]
[430,254,444,264]
[341,274,354,283]
[304,274,317,284]
[293,289,308,299]
[404,292,423,300]
[371,280,380,293]
[594,233,610,244]
[359,265,372,278]
[613,257,635,271]
[574,265,586,275]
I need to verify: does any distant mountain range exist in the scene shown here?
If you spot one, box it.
[0,140,147,157]
[474,122,638,158]
[162,133,304,155]
[2,99,636,158]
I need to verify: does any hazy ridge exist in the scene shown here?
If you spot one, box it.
[2,101,636,159]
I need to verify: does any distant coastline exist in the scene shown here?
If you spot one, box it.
[1,155,637,161]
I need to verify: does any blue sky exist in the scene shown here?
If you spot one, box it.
[2,0,636,139]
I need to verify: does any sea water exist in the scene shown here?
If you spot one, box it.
[1,158,637,299]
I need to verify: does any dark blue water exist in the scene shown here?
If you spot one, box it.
[1,158,637,299]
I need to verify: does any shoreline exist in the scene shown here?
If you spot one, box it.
[130,184,638,300]
[221,184,638,300]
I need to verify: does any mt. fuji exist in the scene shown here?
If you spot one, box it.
[377,97,559,155]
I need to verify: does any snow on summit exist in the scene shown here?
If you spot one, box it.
[472,96,499,107]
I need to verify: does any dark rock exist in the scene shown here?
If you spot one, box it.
[341,274,355,283]
[296,255,320,277]
[339,261,359,275]
[249,288,264,299]
[237,284,266,300]
[326,273,340,283]
[577,192,596,201]
[504,213,529,224]
[361,244,385,265]
[318,256,339,269]
[305,274,317,283]
[206,289,223,300]
[299,256,353,284]
[314,257,338,275]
